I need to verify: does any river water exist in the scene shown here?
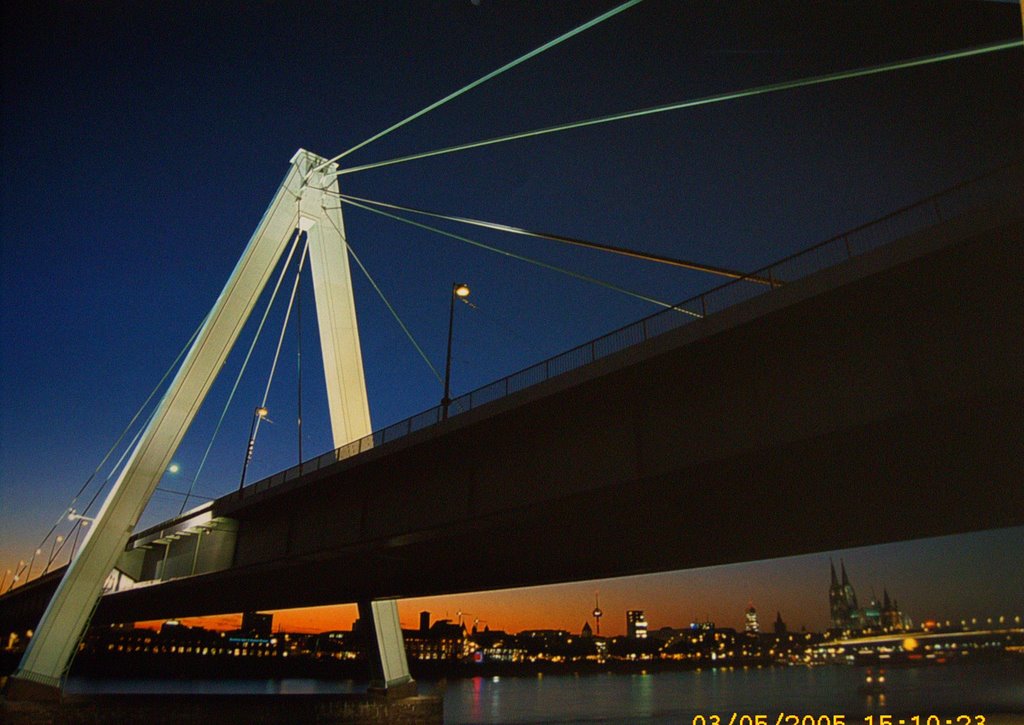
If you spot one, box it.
[65,661,1023,723]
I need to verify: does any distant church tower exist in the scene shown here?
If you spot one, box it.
[773,611,787,634]
[829,559,860,630]
[828,559,845,628]
[881,588,904,631]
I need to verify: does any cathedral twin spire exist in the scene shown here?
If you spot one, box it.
[828,558,904,632]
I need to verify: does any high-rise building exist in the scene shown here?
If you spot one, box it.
[626,610,648,639]
[744,602,759,634]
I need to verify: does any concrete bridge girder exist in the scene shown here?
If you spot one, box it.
[108,515,239,592]
[80,202,1024,622]
[2,197,1021,680]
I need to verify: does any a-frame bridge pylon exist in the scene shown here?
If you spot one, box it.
[7,150,413,699]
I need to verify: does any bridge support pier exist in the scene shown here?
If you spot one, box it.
[4,149,374,699]
[358,599,415,695]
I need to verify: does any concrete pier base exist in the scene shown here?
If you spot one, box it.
[0,691,443,724]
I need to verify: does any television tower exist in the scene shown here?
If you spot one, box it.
[592,592,603,636]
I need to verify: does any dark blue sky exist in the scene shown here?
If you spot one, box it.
[2,1,1022,628]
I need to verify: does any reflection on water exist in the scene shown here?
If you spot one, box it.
[432,664,1023,724]
[65,677,364,696]
[631,671,654,719]
[66,661,1023,724]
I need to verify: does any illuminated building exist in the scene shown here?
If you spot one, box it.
[882,589,904,630]
[626,610,648,639]
[744,602,759,634]
[829,559,860,630]
[316,631,359,660]
[468,628,525,663]
[518,630,574,660]
[828,560,906,633]
[647,626,686,644]
[401,614,467,661]
[861,593,883,629]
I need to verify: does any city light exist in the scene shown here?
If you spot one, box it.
[6,566,1013,678]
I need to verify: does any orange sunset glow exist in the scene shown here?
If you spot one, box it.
[125,526,1024,640]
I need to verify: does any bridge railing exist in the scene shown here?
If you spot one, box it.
[243,161,1022,497]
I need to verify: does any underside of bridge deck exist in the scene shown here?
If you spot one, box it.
[85,209,1023,624]
[3,207,1021,630]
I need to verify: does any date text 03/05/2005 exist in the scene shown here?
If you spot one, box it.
[690,715,989,725]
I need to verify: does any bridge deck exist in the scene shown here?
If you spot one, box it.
[2,190,1021,629]
[101,199,1024,621]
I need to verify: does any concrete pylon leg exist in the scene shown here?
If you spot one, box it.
[5,149,373,700]
[358,599,415,696]
[294,150,372,450]
[5,158,307,701]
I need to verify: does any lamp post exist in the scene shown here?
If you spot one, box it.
[239,406,270,492]
[442,283,470,421]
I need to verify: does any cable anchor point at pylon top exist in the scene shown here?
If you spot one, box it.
[293,147,341,191]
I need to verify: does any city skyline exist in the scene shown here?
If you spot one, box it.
[3,1,1022,645]
[134,526,1024,638]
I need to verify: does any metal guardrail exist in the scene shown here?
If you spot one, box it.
[243,162,1023,498]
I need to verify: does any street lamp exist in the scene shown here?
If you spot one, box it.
[239,406,270,492]
[442,283,470,421]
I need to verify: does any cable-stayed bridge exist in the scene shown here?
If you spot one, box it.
[2,163,1022,684]
[2,1,1022,706]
